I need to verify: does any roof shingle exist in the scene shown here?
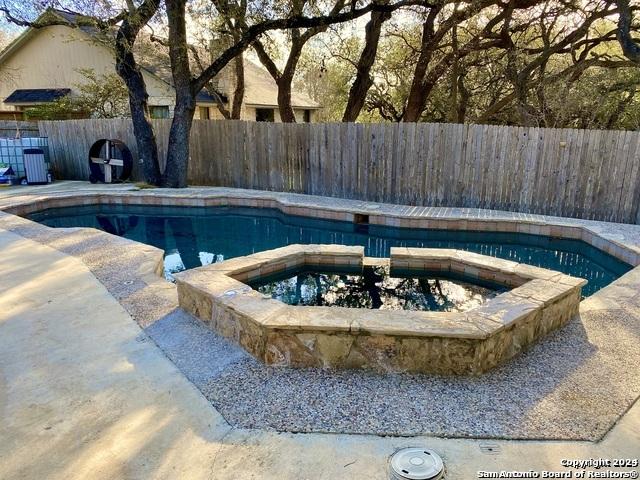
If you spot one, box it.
[5,88,71,104]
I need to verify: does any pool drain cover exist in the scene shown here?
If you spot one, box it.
[389,448,444,480]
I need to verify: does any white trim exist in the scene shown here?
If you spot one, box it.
[245,103,321,110]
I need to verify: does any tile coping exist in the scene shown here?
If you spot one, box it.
[1,186,639,268]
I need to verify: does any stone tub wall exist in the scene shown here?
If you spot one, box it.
[175,245,586,375]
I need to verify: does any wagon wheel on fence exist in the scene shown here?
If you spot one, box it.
[88,139,133,184]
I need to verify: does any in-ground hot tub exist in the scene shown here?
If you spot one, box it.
[250,262,505,313]
[175,244,586,375]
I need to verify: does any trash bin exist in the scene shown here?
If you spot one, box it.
[23,148,50,185]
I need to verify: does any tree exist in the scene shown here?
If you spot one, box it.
[2,0,422,187]
[185,0,246,119]
[5,0,639,191]
[296,47,354,121]
[161,0,424,187]
[251,0,348,122]
[402,0,523,122]
[22,97,80,120]
[113,0,163,185]
[616,0,640,63]
[251,0,429,122]
[312,0,638,127]
[342,8,392,122]
[74,69,130,117]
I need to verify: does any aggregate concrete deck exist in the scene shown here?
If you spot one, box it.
[1,226,639,480]
[1,182,639,479]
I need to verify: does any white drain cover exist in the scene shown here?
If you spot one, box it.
[389,448,444,480]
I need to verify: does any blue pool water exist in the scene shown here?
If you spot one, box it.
[28,204,632,296]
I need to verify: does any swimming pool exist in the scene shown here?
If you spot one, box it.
[28,204,632,296]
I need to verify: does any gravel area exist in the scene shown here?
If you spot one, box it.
[144,304,640,441]
[145,309,246,383]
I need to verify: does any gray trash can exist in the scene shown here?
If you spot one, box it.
[23,148,50,185]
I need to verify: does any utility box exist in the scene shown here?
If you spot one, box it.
[23,148,50,184]
[0,137,50,185]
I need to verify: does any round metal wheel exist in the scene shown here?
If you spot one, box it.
[88,139,133,183]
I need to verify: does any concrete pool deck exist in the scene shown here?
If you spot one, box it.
[0,181,639,479]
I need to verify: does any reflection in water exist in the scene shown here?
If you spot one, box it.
[28,205,632,296]
[252,266,503,312]
[96,215,139,236]
[163,250,185,275]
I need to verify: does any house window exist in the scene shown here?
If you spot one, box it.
[199,106,211,120]
[303,109,311,123]
[150,106,170,119]
[256,108,275,122]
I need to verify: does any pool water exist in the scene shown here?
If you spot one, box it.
[28,204,632,296]
[251,266,504,312]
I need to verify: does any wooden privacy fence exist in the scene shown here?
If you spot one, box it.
[38,118,640,224]
[0,120,39,138]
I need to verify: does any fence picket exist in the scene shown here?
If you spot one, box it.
[34,118,640,223]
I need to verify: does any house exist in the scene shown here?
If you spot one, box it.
[0,9,320,122]
[213,59,321,123]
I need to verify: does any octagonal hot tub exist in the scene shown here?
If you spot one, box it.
[174,244,586,374]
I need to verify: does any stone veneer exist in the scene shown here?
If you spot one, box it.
[174,244,586,375]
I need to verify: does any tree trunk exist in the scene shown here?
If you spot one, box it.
[616,0,640,63]
[277,76,297,122]
[163,97,195,187]
[277,34,306,123]
[342,10,390,122]
[402,8,440,122]
[163,0,195,187]
[456,74,469,123]
[126,81,162,185]
[231,52,245,119]
[114,4,162,185]
[212,93,231,119]
[115,55,162,185]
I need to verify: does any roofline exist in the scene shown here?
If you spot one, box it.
[246,103,321,110]
[0,10,178,94]
[0,9,79,66]
[4,101,51,106]
[0,26,38,66]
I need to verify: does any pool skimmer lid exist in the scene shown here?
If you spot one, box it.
[389,448,444,480]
